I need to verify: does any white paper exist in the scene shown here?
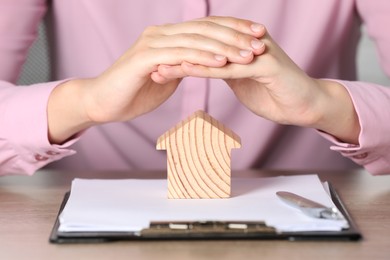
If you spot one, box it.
[59,174,348,233]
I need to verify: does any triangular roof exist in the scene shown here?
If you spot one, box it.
[156,110,241,150]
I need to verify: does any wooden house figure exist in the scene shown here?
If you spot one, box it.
[156,110,241,199]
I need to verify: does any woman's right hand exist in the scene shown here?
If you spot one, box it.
[47,16,266,144]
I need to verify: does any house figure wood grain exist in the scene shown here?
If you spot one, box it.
[156,110,241,199]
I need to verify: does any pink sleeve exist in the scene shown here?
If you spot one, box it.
[319,81,390,175]
[0,81,77,176]
[319,0,390,175]
[0,1,77,176]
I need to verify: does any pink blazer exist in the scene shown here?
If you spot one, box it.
[1,0,389,175]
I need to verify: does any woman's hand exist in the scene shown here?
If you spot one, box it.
[158,27,360,144]
[47,16,266,144]
[84,16,265,123]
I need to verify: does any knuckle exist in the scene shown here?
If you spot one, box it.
[206,16,218,22]
[191,49,207,59]
[184,33,201,43]
[184,48,209,62]
[230,31,249,49]
[232,30,242,42]
[220,44,234,56]
[199,21,215,31]
[171,47,183,57]
[231,18,243,30]
[143,25,159,36]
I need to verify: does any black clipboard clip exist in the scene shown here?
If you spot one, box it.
[140,221,276,239]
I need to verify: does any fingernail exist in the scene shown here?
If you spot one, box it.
[251,23,264,33]
[251,40,264,50]
[239,50,252,57]
[214,54,226,61]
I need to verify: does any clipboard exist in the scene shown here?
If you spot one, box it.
[49,184,361,243]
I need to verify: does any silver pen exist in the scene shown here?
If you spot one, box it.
[276,191,345,221]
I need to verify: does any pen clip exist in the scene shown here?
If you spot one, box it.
[276,191,345,221]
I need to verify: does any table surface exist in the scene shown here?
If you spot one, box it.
[1,169,389,260]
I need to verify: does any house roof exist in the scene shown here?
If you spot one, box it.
[156,110,241,150]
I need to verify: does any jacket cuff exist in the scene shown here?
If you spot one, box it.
[1,80,78,175]
[318,80,390,175]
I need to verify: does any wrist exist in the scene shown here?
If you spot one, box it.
[310,79,360,144]
[48,78,96,144]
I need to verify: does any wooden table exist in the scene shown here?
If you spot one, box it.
[1,169,389,260]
